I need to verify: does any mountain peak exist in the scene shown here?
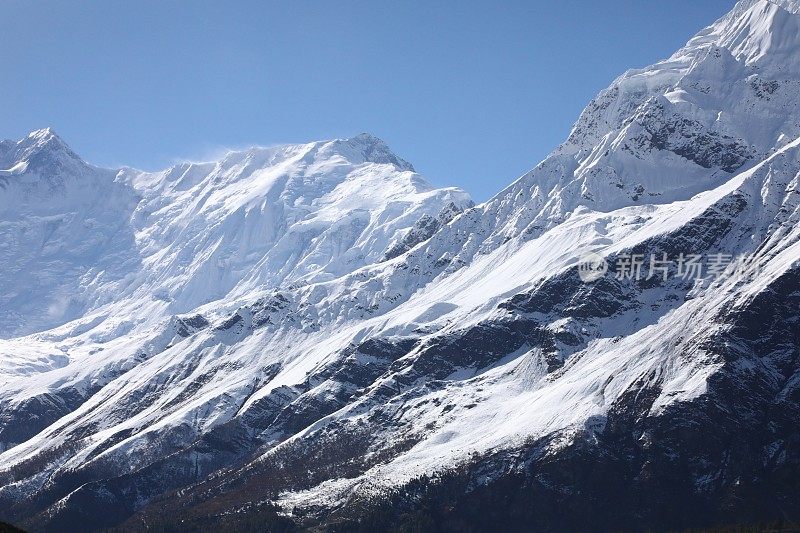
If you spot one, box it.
[758,0,800,14]
[1,127,86,175]
[704,0,800,67]
[328,133,416,172]
[21,127,73,156]
[26,126,59,141]
[351,132,383,143]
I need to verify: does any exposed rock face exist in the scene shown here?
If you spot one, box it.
[2,1,800,531]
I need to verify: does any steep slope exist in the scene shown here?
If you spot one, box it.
[0,128,138,337]
[0,131,469,339]
[1,0,800,531]
[119,137,800,531]
[0,132,470,452]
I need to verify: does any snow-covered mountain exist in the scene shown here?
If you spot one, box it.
[1,0,800,530]
[0,130,470,338]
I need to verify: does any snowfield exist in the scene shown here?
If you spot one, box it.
[1,0,800,530]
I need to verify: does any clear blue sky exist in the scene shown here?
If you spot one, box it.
[2,0,734,201]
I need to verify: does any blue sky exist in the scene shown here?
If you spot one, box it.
[2,0,734,201]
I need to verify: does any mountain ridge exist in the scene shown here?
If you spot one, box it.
[0,130,470,338]
[1,1,800,530]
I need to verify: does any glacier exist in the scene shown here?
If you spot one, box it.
[1,0,800,530]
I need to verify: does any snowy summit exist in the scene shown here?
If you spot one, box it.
[1,1,800,530]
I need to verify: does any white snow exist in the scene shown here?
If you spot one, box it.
[2,0,800,518]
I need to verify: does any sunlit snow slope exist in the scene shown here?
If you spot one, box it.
[1,1,799,530]
[0,131,470,338]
